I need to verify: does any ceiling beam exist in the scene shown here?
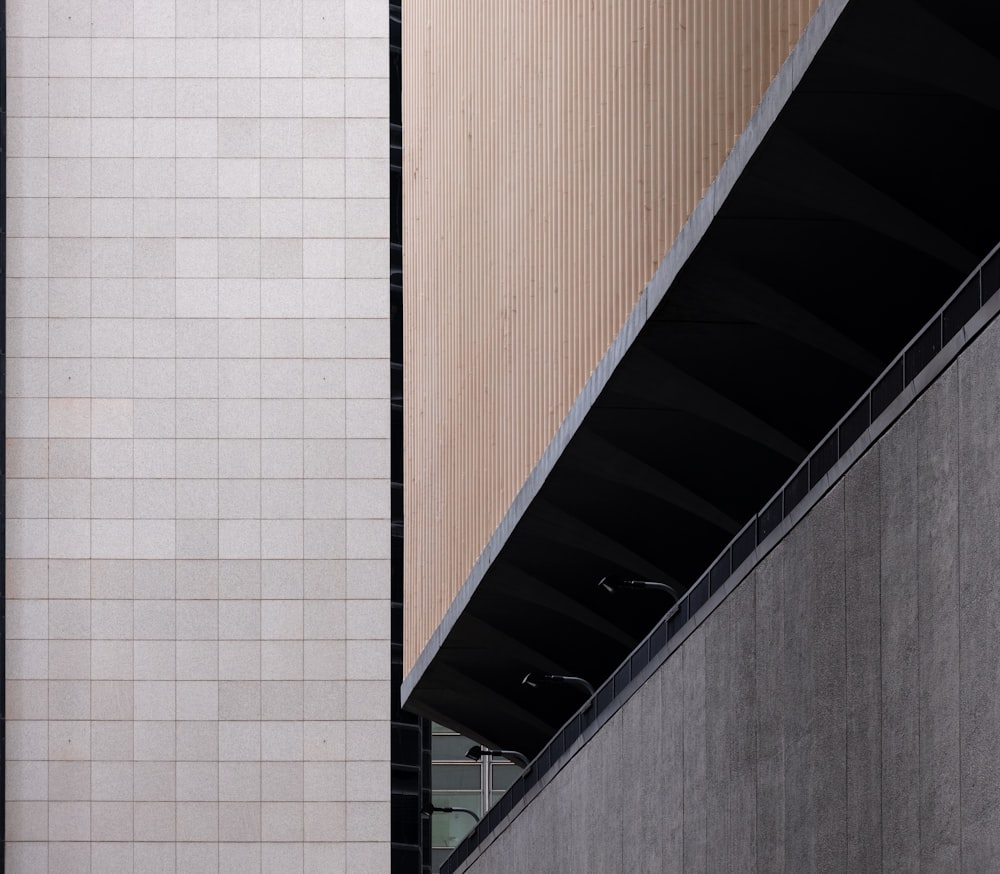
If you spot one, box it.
[531,499,681,589]
[499,563,637,649]
[844,0,1000,114]
[616,346,806,461]
[426,662,557,748]
[762,126,977,273]
[461,613,577,677]
[564,429,741,534]
[691,267,883,377]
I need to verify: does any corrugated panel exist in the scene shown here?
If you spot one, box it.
[403,0,822,671]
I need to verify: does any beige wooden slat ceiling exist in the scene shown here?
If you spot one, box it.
[403,0,821,672]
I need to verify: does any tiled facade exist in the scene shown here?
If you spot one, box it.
[4,1,391,870]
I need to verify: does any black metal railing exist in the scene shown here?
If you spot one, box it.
[440,240,1000,874]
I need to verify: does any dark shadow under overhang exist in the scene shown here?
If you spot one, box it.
[403,0,1000,754]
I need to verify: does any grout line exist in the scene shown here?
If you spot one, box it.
[258,5,266,867]
[300,2,306,864]
[172,3,180,864]
[216,1,222,868]
[130,5,137,867]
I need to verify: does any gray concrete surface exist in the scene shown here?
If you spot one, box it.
[459,315,1000,874]
[784,483,847,873]
[754,558,786,874]
[705,601,731,874]
[729,581,757,872]
[959,328,1000,872]
[917,372,961,872]
[683,627,707,873]
[661,649,686,874]
[844,447,882,872]
[622,664,664,872]
[881,403,921,874]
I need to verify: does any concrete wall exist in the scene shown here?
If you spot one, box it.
[458,313,1000,873]
[4,2,391,871]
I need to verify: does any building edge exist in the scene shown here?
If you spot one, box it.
[390,1,433,870]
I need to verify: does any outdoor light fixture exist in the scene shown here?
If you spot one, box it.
[421,801,480,822]
[465,745,530,769]
[521,671,595,697]
[597,575,680,600]
[597,575,682,620]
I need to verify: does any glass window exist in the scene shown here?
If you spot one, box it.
[432,763,481,791]
[431,733,475,761]
[430,790,481,848]
[431,726,481,873]
[430,724,525,873]
[490,762,519,791]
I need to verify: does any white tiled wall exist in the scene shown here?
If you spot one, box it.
[5,1,390,871]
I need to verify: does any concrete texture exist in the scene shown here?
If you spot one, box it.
[844,447,882,872]
[661,653,686,874]
[558,745,586,874]
[755,558,786,874]
[959,325,1000,872]
[729,581,757,872]
[917,371,961,872]
[584,712,624,873]
[783,483,846,873]
[459,315,1000,874]
[622,667,664,872]
[704,601,731,874]
[881,404,921,874]
[683,627,707,873]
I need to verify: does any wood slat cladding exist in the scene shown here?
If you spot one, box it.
[403,0,822,672]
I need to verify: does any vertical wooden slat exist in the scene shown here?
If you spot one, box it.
[403,0,823,671]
